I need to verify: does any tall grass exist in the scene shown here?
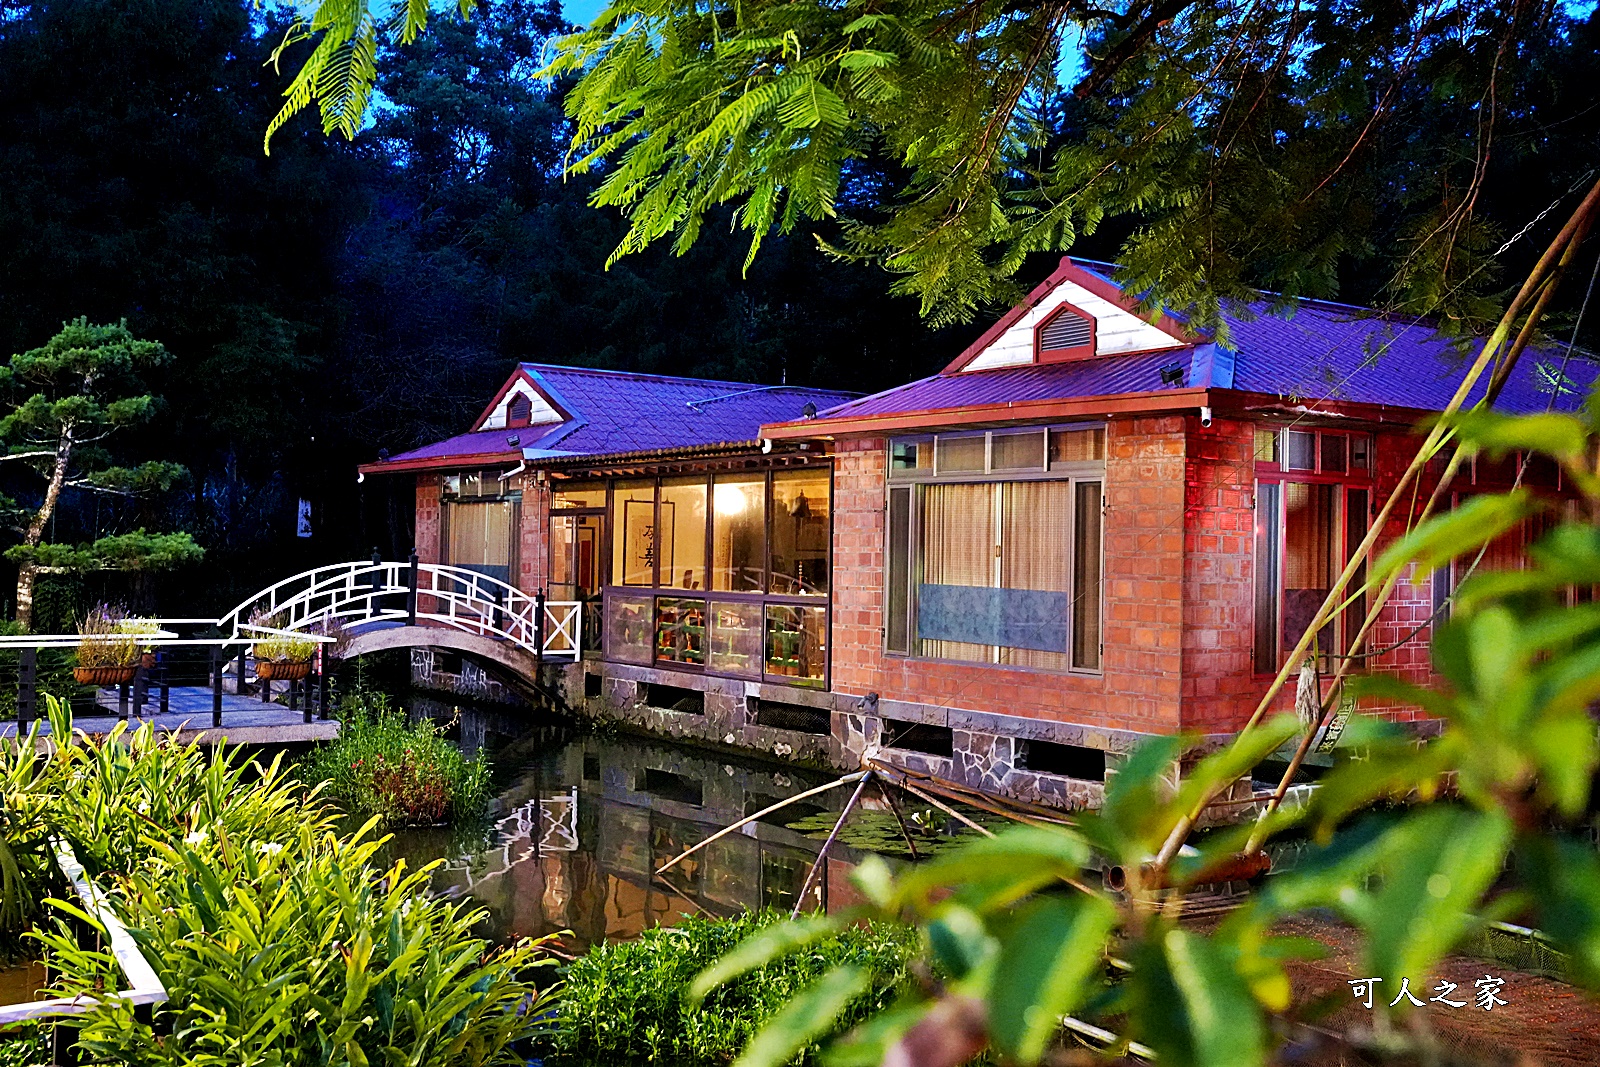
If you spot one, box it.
[304,691,491,827]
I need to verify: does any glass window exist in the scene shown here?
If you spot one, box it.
[1253,483,1281,673]
[902,478,1096,671]
[886,487,912,653]
[936,435,986,473]
[656,597,706,665]
[991,431,1045,471]
[1072,482,1102,670]
[1321,434,1347,473]
[605,593,654,665]
[554,484,606,509]
[659,478,708,590]
[765,604,827,687]
[1050,427,1105,465]
[551,514,575,586]
[612,481,656,587]
[770,469,830,596]
[712,474,765,591]
[1284,431,1316,470]
[1283,482,1338,653]
[445,500,514,582]
[1350,434,1371,471]
[891,438,931,472]
[1254,430,1279,463]
[708,600,763,677]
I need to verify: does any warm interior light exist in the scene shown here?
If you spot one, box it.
[714,482,751,515]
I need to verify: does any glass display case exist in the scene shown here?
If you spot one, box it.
[708,600,762,677]
[655,597,706,666]
[764,604,827,687]
[605,594,654,665]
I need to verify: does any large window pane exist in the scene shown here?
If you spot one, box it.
[1344,488,1368,652]
[1283,482,1338,654]
[991,431,1045,471]
[612,480,656,587]
[708,600,762,677]
[936,435,986,473]
[1254,482,1281,672]
[770,469,830,596]
[1072,482,1102,670]
[660,478,708,590]
[999,480,1071,669]
[765,604,826,687]
[886,487,912,653]
[712,474,765,591]
[656,597,706,665]
[917,482,995,663]
[553,484,606,509]
[605,593,654,665]
[445,500,514,583]
[1050,428,1105,465]
[551,514,575,588]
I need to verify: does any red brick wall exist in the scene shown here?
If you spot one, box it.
[520,477,552,596]
[1179,416,1258,731]
[827,418,1188,736]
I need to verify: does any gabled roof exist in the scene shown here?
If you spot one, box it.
[763,258,1598,438]
[363,364,859,473]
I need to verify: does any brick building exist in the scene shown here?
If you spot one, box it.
[362,259,1595,809]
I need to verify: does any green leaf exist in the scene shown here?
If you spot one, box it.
[1131,926,1265,1067]
[732,965,869,1067]
[895,825,1090,910]
[1521,836,1600,990]
[924,904,995,980]
[1444,410,1590,463]
[1174,714,1300,818]
[688,914,842,1005]
[1355,806,1513,987]
[988,894,1117,1065]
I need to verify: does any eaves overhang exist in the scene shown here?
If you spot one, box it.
[357,450,521,476]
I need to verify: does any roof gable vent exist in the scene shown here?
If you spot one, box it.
[1036,306,1095,362]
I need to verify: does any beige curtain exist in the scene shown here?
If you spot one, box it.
[919,483,995,662]
[1000,481,1071,669]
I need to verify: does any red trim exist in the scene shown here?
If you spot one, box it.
[470,367,573,431]
[942,258,1203,374]
[358,450,521,475]
[761,387,1213,438]
[1034,303,1097,364]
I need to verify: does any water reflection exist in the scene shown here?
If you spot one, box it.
[387,696,856,949]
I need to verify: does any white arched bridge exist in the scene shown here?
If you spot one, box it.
[0,559,581,741]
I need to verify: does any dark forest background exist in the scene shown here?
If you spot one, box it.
[0,0,1595,622]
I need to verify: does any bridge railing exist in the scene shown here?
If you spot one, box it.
[217,560,582,662]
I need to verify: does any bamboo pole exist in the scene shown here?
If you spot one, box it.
[655,771,867,875]
[1154,176,1600,871]
[878,777,922,860]
[892,777,995,838]
[791,772,873,919]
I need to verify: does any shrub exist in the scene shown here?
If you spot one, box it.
[18,698,557,1066]
[304,691,490,827]
[547,911,919,1067]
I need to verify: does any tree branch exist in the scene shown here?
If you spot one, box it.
[0,451,58,462]
[1073,0,1193,98]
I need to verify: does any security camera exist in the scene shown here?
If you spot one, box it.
[1199,406,1213,428]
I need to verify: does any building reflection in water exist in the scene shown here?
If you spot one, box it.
[389,697,855,950]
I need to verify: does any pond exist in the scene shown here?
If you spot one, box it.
[384,694,996,950]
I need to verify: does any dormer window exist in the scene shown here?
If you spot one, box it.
[1035,305,1095,363]
[507,395,532,427]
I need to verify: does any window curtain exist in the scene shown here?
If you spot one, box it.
[918,482,995,661]
[1000,481,1071,669]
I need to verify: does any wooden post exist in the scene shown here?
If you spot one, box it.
[235,647,247,695]
[288,675,298,714]
[319,660,332,720]
[535,589,546,665]
[118,682,129,720]
[260,667,270,704]
[300,676,312,724]
[407,548,419,626]
[17,646,36,728]
[158,652,169,715]
[133,663,148,718]
[211,646,223,728]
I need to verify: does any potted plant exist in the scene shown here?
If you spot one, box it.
[73,605,141,686]
[118,618,162,668]
[251,612,317,681]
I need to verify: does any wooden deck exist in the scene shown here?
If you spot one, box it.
[0,685,340,746]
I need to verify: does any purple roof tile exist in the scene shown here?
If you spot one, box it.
[805,293,1596,427]
[383,365,858,466]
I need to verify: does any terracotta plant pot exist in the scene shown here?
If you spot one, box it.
[140,652,157,669]
[74,664,140,686]
[256,660,312,681]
